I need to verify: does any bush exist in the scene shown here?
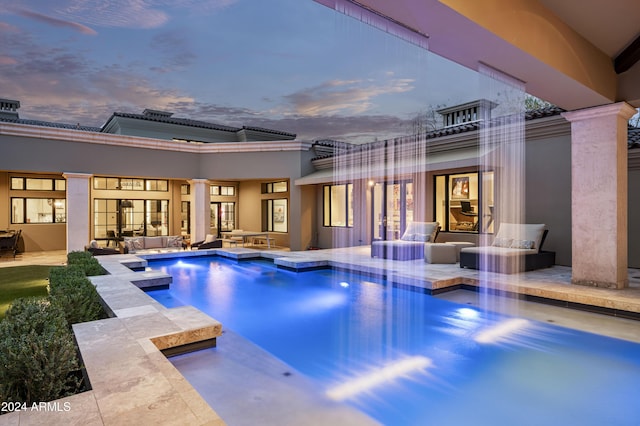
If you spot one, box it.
[49,264,85,286]
[49,268,105,325]
[0,298,81,404]
[67,251,106,276]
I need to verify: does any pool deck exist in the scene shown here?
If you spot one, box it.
[1,247,640,425]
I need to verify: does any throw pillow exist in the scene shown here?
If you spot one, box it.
[511,239,535,249]
[492,237,513,248]
[167,236,183,247]
[123,239,135,253]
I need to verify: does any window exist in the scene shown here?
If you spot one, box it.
[263,199,287,232]
[434,171,494,233]
[220,186,234,196]
[220,202,235,231]
[181,184,190,195]
[145,180,168,191]
[323,184,353,227]
[262,181,287,193]
[93,177,119,190]
[181,201,190,235]
[93,177,168,191]
[93,199,168,240]
[210,185,235,196]
[11,177,65,191]
[119,178,144,191]
[11,198,66,223]
[10,178,23,190]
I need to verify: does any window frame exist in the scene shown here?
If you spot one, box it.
[323,183,354,228]
[263,198,288,233]
[11,197,66,224]
[434,170,493,234]
[93,177,169,192]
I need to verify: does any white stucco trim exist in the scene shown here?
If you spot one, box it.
[0,122,313,153]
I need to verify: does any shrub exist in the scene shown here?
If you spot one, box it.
[49,268,105,325]
[49,264,85,287]
[67,251,106,276]
[0,298,81,404]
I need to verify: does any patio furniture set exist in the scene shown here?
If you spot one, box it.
[0,229,21,259]
[371,221,555,274]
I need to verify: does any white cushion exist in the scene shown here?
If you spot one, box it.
[204,234,216,243]
[494,223,545,252]
[89,240,100,249]
[402,222,439,243]
[144,236,165,249]
[460,246,538,256]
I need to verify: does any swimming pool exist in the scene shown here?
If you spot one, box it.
[147,256,640,425]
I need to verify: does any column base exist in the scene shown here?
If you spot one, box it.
[571,278,628,289]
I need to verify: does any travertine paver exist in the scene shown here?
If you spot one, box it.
[3,248,639,425]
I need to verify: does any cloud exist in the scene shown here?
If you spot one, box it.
[0,56,17,65]
[284,78,414,116]
[13,8,97,35]
[171,101,412,143]
[0,31,192,127]
[3,0,239,30]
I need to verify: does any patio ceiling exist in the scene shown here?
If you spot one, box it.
[315,0,640,109]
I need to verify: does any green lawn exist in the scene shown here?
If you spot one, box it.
[0,265,60,320]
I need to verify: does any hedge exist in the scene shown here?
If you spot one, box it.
[0,298,81,404]
[66,251,106,276]
[0,252,109,405]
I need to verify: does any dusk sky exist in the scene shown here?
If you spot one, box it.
[0,0,480,143]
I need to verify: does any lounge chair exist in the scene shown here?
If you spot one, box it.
[459,223,555,273]
[0,229,21,259]
[371,222,440,260]
[86,239,120,256]
[191,234,223,250]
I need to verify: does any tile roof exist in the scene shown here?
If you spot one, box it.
[312,106,568,160]
[241,125,296,138]
[628,126,640,148]
[0,110,296,139]
[106,112,241,133]
[0,116,101,132]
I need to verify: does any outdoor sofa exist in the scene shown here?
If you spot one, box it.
[459,223,555,274]
[121,235,185,254]
[371,221,440,260]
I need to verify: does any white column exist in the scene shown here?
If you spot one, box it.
[562,102,636,289]
[63,172,91,253]
[189,179,210,243]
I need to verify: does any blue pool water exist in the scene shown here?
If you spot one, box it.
[147,256,640,425]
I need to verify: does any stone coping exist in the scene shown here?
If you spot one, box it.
[1,255,225,426]
[3,248,639,425]
[135,247,640,316]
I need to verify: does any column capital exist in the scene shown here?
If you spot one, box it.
[62,172,92,180]
[562,102,637,122]
[187,178,209,185]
